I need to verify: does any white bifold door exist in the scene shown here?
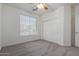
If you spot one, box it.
[43,18,64,45]
[75,6,79,47]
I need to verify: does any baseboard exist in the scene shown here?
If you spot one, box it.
[2,39,41,48]
[41,39,60,46]
[41,39,66,46]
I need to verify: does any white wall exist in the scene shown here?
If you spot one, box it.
[64,5,76,47]
[0,4,2,50]
[64,5,72,46]
[2,4,40,47]
[1,4,76,47]
[41,5,74,46]
[75,5,79,47]
[41,7,64,45]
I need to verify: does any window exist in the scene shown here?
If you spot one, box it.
[20,15,37,36]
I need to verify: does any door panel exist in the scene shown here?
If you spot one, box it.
[75,7,79,47]
[43,19,63,45]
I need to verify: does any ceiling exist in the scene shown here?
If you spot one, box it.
[4,3,78,16]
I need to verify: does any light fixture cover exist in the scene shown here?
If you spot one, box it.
[33,3,48,11]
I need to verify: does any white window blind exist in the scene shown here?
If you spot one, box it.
[20,15,37,36]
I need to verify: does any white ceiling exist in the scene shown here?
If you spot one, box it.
[4,3,78,16]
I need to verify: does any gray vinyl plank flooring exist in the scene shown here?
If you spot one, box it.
[0,40,79,56]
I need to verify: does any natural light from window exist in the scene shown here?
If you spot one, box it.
[20,15,37,36]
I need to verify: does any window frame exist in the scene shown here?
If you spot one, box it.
[20,15,38,36]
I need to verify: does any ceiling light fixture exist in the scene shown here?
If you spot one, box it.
[33,3,48,11]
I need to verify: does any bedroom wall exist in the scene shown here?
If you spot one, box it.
[0,4,2,50]
[2,4,41,47]
[1,4,76,47]
[75,5,79,47]
[41,5,74,46]
[64,5,72,46]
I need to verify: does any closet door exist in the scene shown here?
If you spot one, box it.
[43,19,60,44]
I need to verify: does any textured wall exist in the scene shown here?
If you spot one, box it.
[2,5,41,47]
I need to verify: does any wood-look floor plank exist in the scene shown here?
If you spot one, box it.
[0,40,79,56]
